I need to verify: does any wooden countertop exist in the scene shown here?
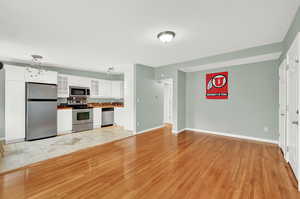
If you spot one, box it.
[88,104,124,108]
[57,106,73,110]
[57,103,124,110]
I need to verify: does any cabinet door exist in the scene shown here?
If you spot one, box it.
[58,75,69,98]
[42,71,58,84]
[69,75,89,87]
[5,81,25,142]
[25,67,42,83]
[98,80,105,98]
[90,80,99,98]
[57,109,72,134]
[115,108,125,127]
[111,81,119,99]
[111,81,124,99]
[103,80,112,98]
[93,108,102,128]
[119,81,124,99]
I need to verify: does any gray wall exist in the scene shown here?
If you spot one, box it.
[185,60,279,141]
[136,64,164,132]
[0,68,5,138]
[177,71,186,131]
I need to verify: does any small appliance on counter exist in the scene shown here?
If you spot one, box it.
[102,108,114,127]
[26,83,58,141]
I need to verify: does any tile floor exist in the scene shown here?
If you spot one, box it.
[0,127,133,173]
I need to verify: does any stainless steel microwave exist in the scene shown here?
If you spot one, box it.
[69,86,90,97]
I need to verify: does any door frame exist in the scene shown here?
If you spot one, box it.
[279,59,288,161]
[286,33,300,191]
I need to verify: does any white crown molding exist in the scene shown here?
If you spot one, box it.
[181,52,282,72]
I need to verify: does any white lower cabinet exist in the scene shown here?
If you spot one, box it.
[57,109,73,134]
[5,81,25,142]
[93,108,102,128]
[114,107,126,127]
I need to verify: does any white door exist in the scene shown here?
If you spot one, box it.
[287,37,299,183]
[163,80,173,124]
[279,59,288,160]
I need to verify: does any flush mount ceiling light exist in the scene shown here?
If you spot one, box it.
[157,31,176,43]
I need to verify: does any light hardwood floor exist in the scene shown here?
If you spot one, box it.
[0,126,299,199]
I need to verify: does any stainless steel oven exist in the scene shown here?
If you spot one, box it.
[69,86,90,97]
[72,108,93,132]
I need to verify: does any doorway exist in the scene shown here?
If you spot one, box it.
[161,79,173,126]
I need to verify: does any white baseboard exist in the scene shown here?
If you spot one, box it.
[185,128,278,144]
[6,138,25,144]
[136,125,165,134]
[174,129,185,134]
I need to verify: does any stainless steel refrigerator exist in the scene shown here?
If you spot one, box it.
[26,82,57,141]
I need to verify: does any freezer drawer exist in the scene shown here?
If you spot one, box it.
[26,83,57,100]
[26,101,57,140]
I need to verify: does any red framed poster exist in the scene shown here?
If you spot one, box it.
[206,72,228,99]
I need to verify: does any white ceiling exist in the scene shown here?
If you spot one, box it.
[0,0,299,72]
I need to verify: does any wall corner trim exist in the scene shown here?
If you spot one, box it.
[174,129,185,134]
[136,125,165,135]
[184,128,278,144]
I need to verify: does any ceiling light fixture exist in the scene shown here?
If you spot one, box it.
[26,54,45,77]
[157,31,176,43]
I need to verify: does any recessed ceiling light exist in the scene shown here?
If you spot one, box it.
[157,31,176,43]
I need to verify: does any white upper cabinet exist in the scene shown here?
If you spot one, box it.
[104,80,112,98]
[68,75,89,87]
[43,70,58,84]
[58,74,124,99]
[57,75,69,98]
[98,80,112,98]
[120,81,124,99]
[25,67,57,84]
[90,79,99,98]
[111,81,124,99]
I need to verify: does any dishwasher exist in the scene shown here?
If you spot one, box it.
[102,108,114,127]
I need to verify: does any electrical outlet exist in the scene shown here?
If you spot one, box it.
[263,126,269,132]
